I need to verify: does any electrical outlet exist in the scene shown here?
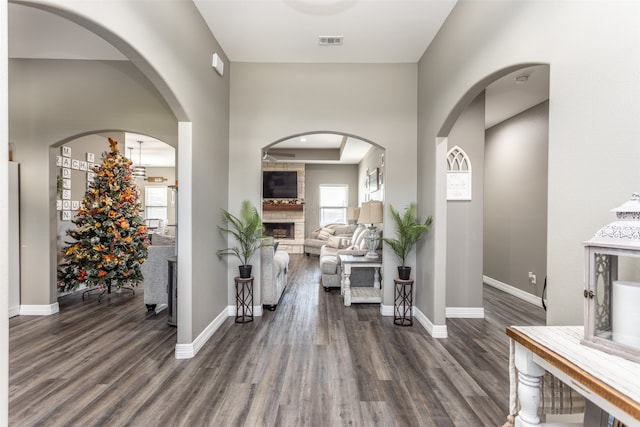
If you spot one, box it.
[528,272,537,286]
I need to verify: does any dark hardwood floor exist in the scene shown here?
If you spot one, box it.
[9,255,545,426]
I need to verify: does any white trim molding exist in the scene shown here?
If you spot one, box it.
[414,307,448,338]
[483,275,544,308]
[8,306,19,318]
[175,307,228,359]
[446,307,485,318]
[19,303,60,316]
[380,303,394,316]
[227,305,263,317]
[175,305,264,359]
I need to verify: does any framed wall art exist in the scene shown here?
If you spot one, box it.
[368,168,379,193]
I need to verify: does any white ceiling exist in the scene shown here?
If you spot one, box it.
[192,0,457,63]
[124,134,175,168]
[9,1,549,164]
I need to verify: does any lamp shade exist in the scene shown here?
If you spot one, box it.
[347,207,361,222]
[358,201,383,225]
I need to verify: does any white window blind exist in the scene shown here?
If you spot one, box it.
[319,184,348,226]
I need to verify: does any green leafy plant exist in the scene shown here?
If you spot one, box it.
[216,200,265,267]
[380,203,432,267]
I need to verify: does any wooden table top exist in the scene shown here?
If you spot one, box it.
[506,325,640,422]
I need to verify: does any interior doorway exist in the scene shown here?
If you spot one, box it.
[261,132,385,255]
[444,64,550,320]
[54,132,176,300]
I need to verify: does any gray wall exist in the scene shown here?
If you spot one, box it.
[230,63,417,308]
[304,163,359,236]
[418,1,640,326]
[446,92,485,309]
[484,101,549,298]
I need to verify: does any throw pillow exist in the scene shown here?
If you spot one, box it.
[318,227,336,241]
[352,227,367,248]
[326,236,344,249]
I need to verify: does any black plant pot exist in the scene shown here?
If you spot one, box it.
[239,265,252,279]
[398,266,411,281]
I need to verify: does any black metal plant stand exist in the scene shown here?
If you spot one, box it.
[394,278,414,326]
[234,276,254,323]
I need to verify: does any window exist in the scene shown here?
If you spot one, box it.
[319,184,348,226]
[144,186,168,222]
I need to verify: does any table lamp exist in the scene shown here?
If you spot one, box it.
[347,207,361,224]
[357,200,383,258]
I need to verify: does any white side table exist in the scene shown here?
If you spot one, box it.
[339,254,382,306]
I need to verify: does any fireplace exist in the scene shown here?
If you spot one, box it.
[264,222,295,240]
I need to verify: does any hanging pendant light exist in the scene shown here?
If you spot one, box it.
[132,140,146,178]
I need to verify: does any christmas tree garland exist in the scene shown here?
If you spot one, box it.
[58,138,149,292]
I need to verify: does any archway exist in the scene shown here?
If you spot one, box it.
[260,131,386,306]
[53,132,176,302]
[436,64,549,326]
[7,3,191,345]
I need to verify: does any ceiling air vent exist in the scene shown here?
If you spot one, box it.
[319,36,343,46]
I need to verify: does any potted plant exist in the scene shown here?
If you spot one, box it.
[380,203,432,280]
[217,200,265,278]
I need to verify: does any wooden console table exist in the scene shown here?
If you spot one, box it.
[339,254,382,306]
[506,325,640,426]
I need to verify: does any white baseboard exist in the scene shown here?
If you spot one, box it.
[175,305,264,359]
[380,303,394,316]
[19,303,60,316]
[175,306,229,359]
[414,306,448,338]
[483,275,544,308]
[227,305,263,317]
[8,305,20,318]
[446,307,485,318]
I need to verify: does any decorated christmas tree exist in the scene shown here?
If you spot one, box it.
[58,138,149,294]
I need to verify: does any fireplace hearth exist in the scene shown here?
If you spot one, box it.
[264,222,295,240]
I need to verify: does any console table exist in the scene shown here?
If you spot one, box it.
[339,254,382,306]
[506,325,640,426]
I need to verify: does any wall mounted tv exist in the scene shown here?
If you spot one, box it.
[263,171,298,199]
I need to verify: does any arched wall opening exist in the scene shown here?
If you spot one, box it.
[7,3,192,342]
[434,63,549,328]
[259,131,386,307]
[52,131,176,301]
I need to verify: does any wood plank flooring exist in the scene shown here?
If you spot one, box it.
[9,255,545,426]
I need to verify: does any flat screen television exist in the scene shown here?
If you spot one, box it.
[263,171,298,199]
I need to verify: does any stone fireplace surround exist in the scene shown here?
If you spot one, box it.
[262,162,305,254]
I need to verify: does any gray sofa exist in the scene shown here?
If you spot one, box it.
[304,223,357,256]
[261,237,290,310]
[140,239,176,313]
[319,224,381,291]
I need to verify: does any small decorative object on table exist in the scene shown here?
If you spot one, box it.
[583,192,640,362]
[357,200,383,259]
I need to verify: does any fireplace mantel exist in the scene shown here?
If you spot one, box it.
[263,203,303,211]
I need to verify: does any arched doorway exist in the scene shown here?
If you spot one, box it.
[438,64,550,325]
[260,132,386,305]
[54,132,176,302]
